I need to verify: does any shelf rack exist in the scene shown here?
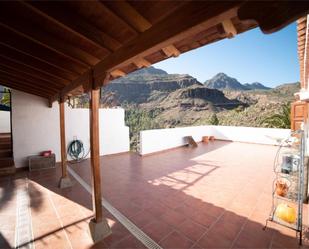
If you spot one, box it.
[264,130,305,245]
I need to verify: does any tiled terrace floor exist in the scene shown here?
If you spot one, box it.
[0,141,308,248]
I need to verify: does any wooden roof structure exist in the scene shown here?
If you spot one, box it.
[0,1,308,104]
[298,15,308,89]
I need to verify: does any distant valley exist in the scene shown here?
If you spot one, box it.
[75,67,299,150]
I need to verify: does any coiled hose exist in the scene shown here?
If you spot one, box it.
[67,139,89,163]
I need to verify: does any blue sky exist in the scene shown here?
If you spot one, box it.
[154,22,299,87]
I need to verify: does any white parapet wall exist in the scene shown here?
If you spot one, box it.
[0,110,10,133]
[11,90,130,168]
[139,125,291,155]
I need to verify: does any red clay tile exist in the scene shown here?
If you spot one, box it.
[160,230,194,249]
[143,219,173,242]
[177,219,207,242]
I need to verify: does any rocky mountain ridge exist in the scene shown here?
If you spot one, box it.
[204,72,270,91]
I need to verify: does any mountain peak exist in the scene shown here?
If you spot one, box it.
[204,73,246,91]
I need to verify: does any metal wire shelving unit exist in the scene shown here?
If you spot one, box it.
[264,130,305,245]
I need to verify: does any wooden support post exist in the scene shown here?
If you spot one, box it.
[88,88,112,241]
[58,100,73,188]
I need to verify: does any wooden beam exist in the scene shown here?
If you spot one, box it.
[238,1,309,34]
[0,73,57,95]
[0,79,51,99]
[0,65,64,89]
[58,100,73,188]
[0,26,84,75]
[23,1,121,52]
[222,19,237,38]
[89,88,102,222]
[92,2,239,81]
[51,71,91,103]
[0,44,76,82]
[110,69,126,78]
[0,69,60,93]
[162,45,180,58]
[59,101,67,178]
[133,57,151,69]
[60,2,239,98]
[102,0,152,33]
[0,52,73,83]
[0,57,68,87]
[0,21,98,67]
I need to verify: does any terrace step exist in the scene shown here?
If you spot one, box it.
[0,149,12,158]
[0,157,15,176]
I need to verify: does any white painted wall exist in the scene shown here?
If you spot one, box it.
[11,90,129,168]
[139,125,291,155]
[0,110,10,133]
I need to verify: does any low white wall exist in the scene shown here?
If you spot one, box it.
[12,90,129,168]
[0,110,10,133]
[139,125,291,155]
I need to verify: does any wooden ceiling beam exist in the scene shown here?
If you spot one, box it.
[0,70,59,94]
[51,71,91,103]
[222,19,237,38]
[0,1,100,66]
[162,45,180,58]
[0,45,76,81]
[238,1,309,34]
[133,58,151,69]
[23,1,121,53]
[0,26,84,75]
[0,57,70,86]
[91,2,239,84]
[0,21,98,67]
[101,1,152,33]
[0,76,55,97]
[110,69,126,78]
[0,81,50,99]
[0,65,64,89]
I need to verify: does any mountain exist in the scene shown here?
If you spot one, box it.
[243,82,271,90]
[105,67,203,103]
[204,73,270,91]
[204,73,247,90]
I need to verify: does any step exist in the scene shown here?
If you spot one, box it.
[0,166,15,176]
[0,137,11,143]
[0,143,11,150]
[0,157,14,168]
[0,157,15,176]
[0,149,12,158]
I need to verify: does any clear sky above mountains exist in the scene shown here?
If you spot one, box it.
[154,22,299,87]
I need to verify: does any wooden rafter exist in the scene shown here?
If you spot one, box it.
[0,45,76,81]
[110,69,126,78]
[0,57,69,86]
[0,65,64,89]
[222,19,237,38]
[92,3,239,82]
[102,1,152,33]
[162,45,180,57]
[23,1,121,53]
[0,77,54,97]
[0,71,58,94]
[0,26,85,75]
[133,57,151,69]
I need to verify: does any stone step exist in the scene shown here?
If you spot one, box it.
[0,149,12,158]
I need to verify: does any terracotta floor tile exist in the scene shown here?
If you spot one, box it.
[160,230,194,249]
[161,209,187,227]
[111,235,147,249]
[143,219,174,243]
[176,218,207,242]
